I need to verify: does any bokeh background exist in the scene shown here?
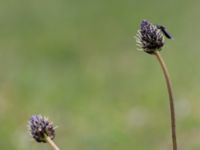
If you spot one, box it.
[0,0,200,150]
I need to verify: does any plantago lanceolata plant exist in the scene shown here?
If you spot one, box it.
[136,20,177,150]
[28,115,60,150]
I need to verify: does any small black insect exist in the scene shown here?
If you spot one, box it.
[156,25,173,39]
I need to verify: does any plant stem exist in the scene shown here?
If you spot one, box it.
[154,51,177,150]
[46,136,60,150]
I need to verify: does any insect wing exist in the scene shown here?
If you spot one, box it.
[157,25,173,39]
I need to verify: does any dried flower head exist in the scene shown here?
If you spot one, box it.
[136,20,164,54]
[28,115,55,143]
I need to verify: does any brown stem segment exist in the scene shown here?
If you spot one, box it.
[46,136,60,150]
[154,51,177,150]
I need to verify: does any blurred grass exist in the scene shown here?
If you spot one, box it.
[0,0,200,150]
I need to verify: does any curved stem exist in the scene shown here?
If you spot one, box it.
[154,51,177,150]
[46,136,60,150]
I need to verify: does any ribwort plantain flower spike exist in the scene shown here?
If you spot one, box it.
[28,115,55,143]
[136,20,177,150]
[136,20,165,54]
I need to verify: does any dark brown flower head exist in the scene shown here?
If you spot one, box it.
[28,115,55,143]
[136,20,164,54]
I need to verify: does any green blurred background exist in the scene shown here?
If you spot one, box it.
[0,0,200,149]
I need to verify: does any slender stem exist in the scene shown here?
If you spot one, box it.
[46,136,60,150]
[154,51,177,150]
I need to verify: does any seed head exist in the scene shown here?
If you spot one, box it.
[136,20,165,54]
[28,115,56,143]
